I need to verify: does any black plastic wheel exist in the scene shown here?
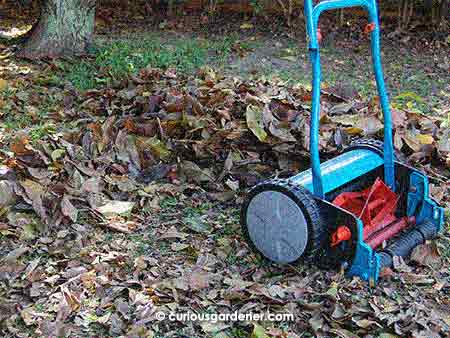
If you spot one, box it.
[345,138,385,156]
[345,138,407,163]
[241,179,326,264]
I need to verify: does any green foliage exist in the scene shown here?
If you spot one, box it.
[61,35,239,91]
[1,111,34,130]
[250,0,264,15]
[29,123,56,142]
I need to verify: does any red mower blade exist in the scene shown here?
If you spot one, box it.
[366,216,416,249]
[331,177,407,248]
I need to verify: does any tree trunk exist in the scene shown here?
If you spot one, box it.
[438,0,449,26]
[19,0,96,59]
[398,0,412,30]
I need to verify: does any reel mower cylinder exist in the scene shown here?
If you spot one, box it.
[379,222,439,269]
[290,148,384,195]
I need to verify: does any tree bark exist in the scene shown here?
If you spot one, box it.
[18,0,96,59]
[438,0,449,26]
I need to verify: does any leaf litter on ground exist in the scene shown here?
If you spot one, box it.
[0,59,449,338]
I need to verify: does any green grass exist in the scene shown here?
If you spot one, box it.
[0,84,61,143]
[129,233,155,257]
[160,196,179,210]
[56,32,448,115]
[1,111,34,130]
[29,123,57,141]
[2,113,57,144]
[257,38,448,115]
[60,34,240,91]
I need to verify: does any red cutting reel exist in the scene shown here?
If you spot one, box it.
[331,178,416,250]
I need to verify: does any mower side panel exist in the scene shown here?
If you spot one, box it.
[314,199,380,283]
[408,170,445,232]
[290,149,383,195]
[343,165,444,285]
[347,219,380,284]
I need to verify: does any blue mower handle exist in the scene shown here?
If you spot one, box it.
[305,0,374,49]
[304,0,395,198]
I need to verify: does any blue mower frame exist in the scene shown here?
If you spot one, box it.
[305,0,395,197]
[241,0,445,286]
[303,0,444,283]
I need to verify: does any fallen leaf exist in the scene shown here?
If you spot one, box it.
[61,286,81,312]
[330,102,354,115]
[251,324,269,338]
[246,105,267,142]
[171,243,189,251]
[417,134,434,145]
[51,149,66,162]
[180,161,214,183]
[2,246,29,263]
[0,78,7,91]
[142,136,171,160]
[183,215,212,233]
[0,181,16,208]
[391,108,407,128]
[102,218,137,233]
[309,312,324,332]
[200,321,230,334]
[410,242,441,268]
[354,318,380,329]
[378,333,401,338]
[240,22,254,29]
[61,195,78,222]
[329,328,360,338]
[392,256,412,272]
[10,135,33,156]
[96,201,135,216]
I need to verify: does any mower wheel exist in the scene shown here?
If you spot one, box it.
[241,179,326,264]
[345,138,407,163]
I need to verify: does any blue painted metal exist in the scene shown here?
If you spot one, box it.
[343,164,444,284]
[408,170,445,232]
[304,0,396,197]
[347,218,380,284]
[283,1,447,285]
[290,149,383,195]
[407,171,425,218]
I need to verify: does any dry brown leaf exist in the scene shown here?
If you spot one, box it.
[101,218,137,233]
[410,242,441,268]
[0,78,7,91]
[246,104,268,142]
[61,195,78,222]
[10,135,34,156]
[417,134,434,145]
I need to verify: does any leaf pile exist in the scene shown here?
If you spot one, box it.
[0,64,449,337]
[2,66,449,224]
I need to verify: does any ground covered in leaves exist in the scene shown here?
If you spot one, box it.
[1,8,450,338]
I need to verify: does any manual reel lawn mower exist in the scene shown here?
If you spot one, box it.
[241,0,445,284]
